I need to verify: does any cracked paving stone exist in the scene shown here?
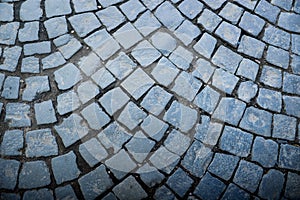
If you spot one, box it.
[69,12,101,37]
[256,88,282,112]
[22,76,50,101]
[18,21,39,42]
[164,129,191,156]
[21,56,40,73]
[239,11,265,36]
[44,16,68,39]
[221,183,250,200]
[169,46,194,70]
[0,46,22,72]
[72,0,97,13]
[34,100,57,125]
[0,130,23,156]
[285,172,300,199]
[1,76,20,100]
[5,103,31,127]
[96,6,125,31]
[238,35,265,59]
[81,102,110,130]
[137,163,164,187]
[273,114,297,141]
[166,168,194,197]
[193,32,217,59]
[55,185,78,200]
[23,189,53,200]
[258,169,284,200]
[56,90,81,115]
[174,20,201,46]
[178,0,203,19]
[0,158,20,189]
[259,65,282,89]
[283,72,300,95]
[279,144,300,171]
[237,81,258,103]
[54,63,82,90]
[113,176,147,200]
[134,10,161,36]
[42,52,66,70]
[120,0,146,21]
[45,0,71,18]
[150,31,177,56]
[113,23,142,49]
[131,40,161,67]
[141,115,169,141]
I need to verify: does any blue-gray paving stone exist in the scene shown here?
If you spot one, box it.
[151,57,179,87]
[154,186,176,200]
[79,138,108,167]
[271,0,293,10]
[201,0,226,10]
[42,52,66,70]
[155,1,184,31]
[150,31,177,56]
[1,76,20,99]
[238,35,265,59]
[78,52,101,76]
[257,88,282,112]
[34,100,57,125]
[194,172,226,200]
[0,3,13,21]
[141,115,168,141]
[283,72,300,95]
[97,0,124,7]
[55,185,78,200]
[237,81,258,103]
[255,0,280,23]
[69,13,101,37]
[240,106,272,137]
[0,193,20,200]
[18,21,39,42]
[164,129,190,156]
[169,46,194,70]
[131,40,161,67]
[79,165,113,199]
[266,46,289,69]
[259,65,282,89]
[0,130,23,156]
[56,35,82,59]
[54,63,82,90]
[141,85,172,116]
[215,21,241,47]
[197,9,222,32]
[0,22,19,45]
[113,176,147,200]
[25,129,58,157]
[294,0,300,13]
[182,140,213,178]
[273,114,297,141]
[166,168,193,197]
[81,102,110,130]
[23,76,50,101]
[239,12,265,36]
[103,193,117,200]
[77,80,100,104]
[252,137,278,167]
[279,144,300,171]
[219,2,243,24]
[278,12,300,33]
[24,41,51,56]
[174,20,201,46]
[55,114,89,147]
[192,58,215,83]
[208,153,239,181]
[113,23,142,49]
[45,0,71,17]
[56,90,80,115]
[137,164,164,187]
[23,189,53,200]
[212,68,239,94]
[0,46,22,71]
[258,169,284,200]
[5,103,31,127]
[233,0,258,10]
[44,16,68,39]
[140,0,163,10]
[219,126,253,157]
[285,172,300,199]
[21,56,39,73]
[19,161,50,189]
[194,32,217,58]
[99,87,129,116]
[118,101,147,130]
[163,101,198,132]
[94,68,115,88]
[96,6,125,31]
[0,159,20,189]
[194,86,220,114]
[195,116,223,145]
[212,45,243,73]
[178,0,203,19]
[263,25,290,50]
[52,151,80,184]
[120,0,146,21]
[19,0,42,21]
[134,10,161,36]
[283,95,300,118]
[233,160,263,193]
[72,0,97,13]
[221,183,250,200]
[292,34,300,55]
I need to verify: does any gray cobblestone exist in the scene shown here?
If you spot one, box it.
[164,129,190,155]
[266,46,289,69]
[120,0,146,21]
[169,46,193,70]
[81,102,110,130]
[137,163,164,187]
[278,13,300,33]
[18,21,39,42]
[20,0,42,21]
[283,95,300,118]
[56,35,82,59]
[57,90,81,115]
[24,41,51,56]
[97,0,124,7]
[5,103,31,127]
[215,21,241,47]
[202,0,226,10]
[239,11,265,36]
[96,6,125,31]
[44,16,68,39]
[45,0,71,18]
[0,22,19,45]
[174,20,201,46]
[1,76,20,99]
[0,130,23,156]
[233,0,258,10]
[150,31,177,56]
[22,57,39,73]
[195,116,223,145]
[141,115,168,141]
[197,9,222,32]
[0,3,14,21]
[55,185,78,200]
[166,168,193,197]
[23,76,50,102]
[237,81,258,103]
[257,88,282,112]
[194,86,220,114]
[258,169,284,200]
[0,193,20,200]
[212,68,239,94]
[0,46,22,71]
[76,80,100,104]
[283,72,300,95]
[193,32,217,58]
[192,58,215,83]
[23,189,53,200]
[255,0,280,23]
[154,186,175,200]
[54,63,82,90]
[34,100,57,125]
[219,2,243,24]
[134,10,161,36]
[263,25,290,50]
[259,65,282,89]
[238,35,265,59]
[69,13,101,37]
[0,158,20,189]
[291,54,300,75]
[131,40,161,67]
[292,34,300,55]
[72,0,97,13]
[113,176,147,200]
[279,144,300,171]
[178,0,203,19]
[273,114,297,141]
[285,172,300,199]
[113,23,142,49]
[42,52,66,70]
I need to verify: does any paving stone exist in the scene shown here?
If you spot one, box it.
[233,0,258,10]
[24,41,51,56]
[239,12,265,36]
[166,168,193,197]
[174,20,201,46]
[72,0,97,13]
[208,153,239,181]
[255,0,280,23]
[23,189,53,200]
[263,25,290,50]
[0,130,23,156]
[134,10,161,36]
[193,32,217,58]
[34,100,57,125]
[140,0,162,10]
[56,35,82,59]
[0,46,22,72]
[271,0,292,10]
[19,161,50,189]
[221,183,250,200]
[0,22,19,45]
[20,0,42,21]
[194,172,226,200]
[197,9,222,32]
[292,34,300,55]
[81,102,110,130]
[141,115,168,141]
[163,100,198,132]
[164,129,190,156]
[56,90,80,115]
[192,58,215,83]
[141,85,172,116]
[212,68,239,94]
[0,3,14,21]
[219,2,244,24]
[96,6,125,31]
[178,0,203,19]
[45,0,71,17]
[169,46,194,70]
[195,116,223,145]
[21,56,39,73]
[283,72,300,95]
[259,65,282,89]
[1,76,20,99]
[78,52,101,76]
[42,52,66,70]
[279,144,300,171]
[182,140,213,178]
[52,151,81,184]
[212,45,243,73]
[131,40,161,67]
[201,0,226,10]
[54,114,89,147]
[54,63,82,90]
[120,0,146,21]
[283,95,300,118]
[44,16,68,39]
[278,12,300,33]
[266,45,289,69]
[154,186,176,200]
[237,81,258,103]
[0,158,20,189]
[273,114,297,141]
[77,80,100,104]
[113,176,147,200]
[194,86,220,114]
[150,31,177,56]
[97,0,124,7]
[55,185,78,200]
[258,169,284,200]
[137,163,164,187]
[103,193,117,200]
[18,21,39,42]
[292,54,300,75]
[5,103,31,127]
[69,12,101,37]
[294,0,300,13]
[215,21,241,47]
[257,88,282,112]
[285,172,300,199]
[0,193,20,200]
[113,23,142,49]
[233,160,263,193]
[79,138,108,167]
[219,126,253,157]
[23,76,50,101]
[79,165,113,199]
[238,35,265,59]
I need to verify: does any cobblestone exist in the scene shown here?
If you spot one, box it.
[0,130,23,156]
[0,3,14,22]
[81,102,110,130]
[215,21,241,47]
[255,0,280,23]
[285,172,300,199]
[192,58,215,83]
[237,81,258,103]
[273,114,297,141]
[166,168,193,197]
[113,176,147,200]
[174,20,201,46]
[263,25,290,50]
[131,40,161,67]
[141,115,169,141]
[239,12,265,36]
[45,0,71,18]
[55,185,78,200]
[259,65,282,89]
[212,68,239,94]
[118,102,147,130]
[150,31,177,56]
[222,184,250,200]
[0,46,22,71]
[5,103,31,127]
[134,11,161,36]
[193,32,217,58]
[257,88,282,112]
[266,45,289,69]
[169,46,194,70]
[278,144,300,171]
[20,0,42,21]
[120,0,146,21]
[178,0,203,19]
[72,0,97,13]
[238,35,265,59]
[69,13,101,37]
[0,158,20,189]
[194,86,220,114]
[258,169,284,200]
[96,6,125,31]
[23,189,53,200]
[22,57,40,73]
[283,72,300,95]
[44,17,68,39]
[34,100,57,125]
[18,22,39,42]
[1,76,20,99]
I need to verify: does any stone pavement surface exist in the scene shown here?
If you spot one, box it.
[0,0,300,199]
